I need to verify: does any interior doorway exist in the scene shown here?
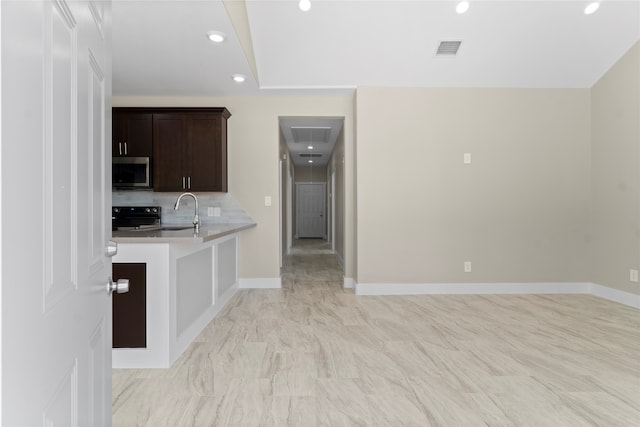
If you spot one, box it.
[278,116,345,265]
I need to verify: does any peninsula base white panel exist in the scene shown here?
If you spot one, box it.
[112,234,240,369]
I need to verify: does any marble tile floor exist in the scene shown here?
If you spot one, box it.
[113,239,640,426]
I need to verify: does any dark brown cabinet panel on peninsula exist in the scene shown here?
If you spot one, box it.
[112,110,153,157]
[152,108,230,192]
[112,263,146,348]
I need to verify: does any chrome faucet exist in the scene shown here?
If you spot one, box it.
[174,192,199,232]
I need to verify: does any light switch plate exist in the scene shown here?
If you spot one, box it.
[464,153,472,164]
[631,269,639,283]
[265,196,272,207]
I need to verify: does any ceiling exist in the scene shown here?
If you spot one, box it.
[280,117,344,166]
[112,0,640,165]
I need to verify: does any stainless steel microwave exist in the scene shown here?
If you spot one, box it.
[112,157,151,188]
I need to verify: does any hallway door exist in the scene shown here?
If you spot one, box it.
[297,183,326,238]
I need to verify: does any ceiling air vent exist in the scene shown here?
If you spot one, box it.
[299,153,322,158]
[291,127,331,144]
[436,40,462,56]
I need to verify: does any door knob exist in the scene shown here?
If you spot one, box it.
[106,240,118,257]
[108,277,129,295]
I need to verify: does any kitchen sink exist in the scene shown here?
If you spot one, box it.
[118,225,194,232]
[159,226,194,231]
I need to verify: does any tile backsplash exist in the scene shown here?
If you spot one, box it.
[113,191,255,225]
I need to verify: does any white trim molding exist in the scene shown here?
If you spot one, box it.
[589,283,640,309]
[239,277,282,289]
[343,277,356,289]
[354,282,639,309]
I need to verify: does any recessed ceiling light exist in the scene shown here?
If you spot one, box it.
[456,1,469,14]
[232,74,246,83]
[307,145,314,150]
[299,0,311,12]
[308,160,313,164]
[206,31,225,43]
[584,1,600,14]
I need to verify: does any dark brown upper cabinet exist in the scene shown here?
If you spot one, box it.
[112,110,153,157]
[152,108,230,192]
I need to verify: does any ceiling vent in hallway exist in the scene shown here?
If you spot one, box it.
[436,40,462,56]
[291,126,332,144]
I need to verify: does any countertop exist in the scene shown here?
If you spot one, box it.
[112,222,256,244]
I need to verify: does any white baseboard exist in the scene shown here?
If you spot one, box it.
[216,283,240,312]
[354,281,640,309]
[589,283,640,308]
[239,277,282,289]
[355,282,590,296]
[343,277,356,289]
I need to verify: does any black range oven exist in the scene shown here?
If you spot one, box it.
[112,206,161,231]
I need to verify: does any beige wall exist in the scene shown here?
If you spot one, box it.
[355,87,591,284]
[114,48,637,293]
[590,42,640,295]
[113,95,355,281]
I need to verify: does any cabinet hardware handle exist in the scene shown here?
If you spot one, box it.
[118,142,122,156]
[188,176,191,189]
[182,177,186,189]
[124,142,128,156]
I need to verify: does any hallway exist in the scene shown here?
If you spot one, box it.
[113,240,639,426]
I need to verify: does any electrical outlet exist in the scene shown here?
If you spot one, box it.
[265,196,272,207]
[463,153,472,164]
[207,207,214,217]
[630,269,639,283]
[464,261,472,273]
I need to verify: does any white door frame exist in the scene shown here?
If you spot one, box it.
[279,160,282,267]
[279,159,294,263]
[331,171,336,251]
[287,168,293,253]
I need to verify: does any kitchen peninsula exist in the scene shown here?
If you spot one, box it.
[111,222,255,368]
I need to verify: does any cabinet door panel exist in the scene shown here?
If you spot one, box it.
[187,114,221,191]
[112,263,146,348]
[112,111,125,157]
[124,113,152,157]
[153,113,186,191]
[112,111,152,157]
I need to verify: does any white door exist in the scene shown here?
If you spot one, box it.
[297,183,326,238]
[1,1,113,425]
